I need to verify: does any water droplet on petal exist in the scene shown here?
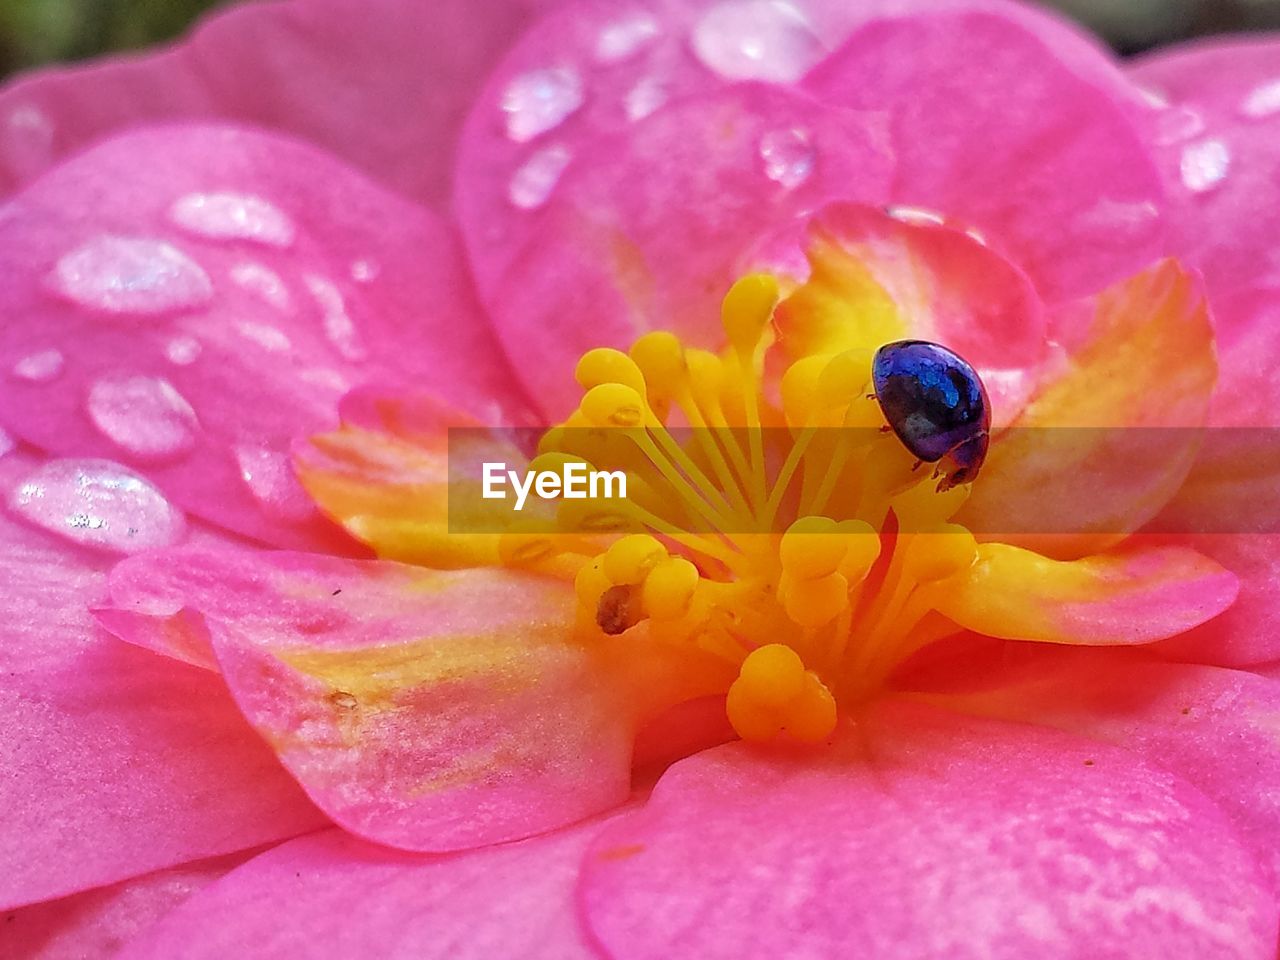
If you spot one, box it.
[758,128,813,189]
[595,12,660,63]
[230,262,293,313]
[166,336,202,366]
[350,259,380,283]
[51,236,213,317]
[692,0,824,84]
[0,426,14,458]
[11,348,64,382]
[235,321,293,353]
[5,104,54,173]
[170,192,296,248]
[8,458,186,554]
[502,67,585,142]
[625,77,667,121]
[87,375,199,461]
[234,445,315,522]
[304,275,367,362]
[886,205,948,228]
[1241,79,1280,119]
[1154,106,1205,146]
[509,145,573,210]
[1181,138,1231,193]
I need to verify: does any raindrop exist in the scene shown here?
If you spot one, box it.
[595,12,660,63]
[509,145,573,210]
[1241,79,1280,119]
[758,128,814,189]
[51,236,213,317]
[350,259,380,283]
[502,67,585,142]
[1180,138,1231,193]
[0,426,14,459]
[304,275,367,362]
[11,349,64,383]
[691,0,824,84]
[235,321,293,353]
[8,458,186,554]
[234,445,315,522]
[5,104,54,173]
[1154,106,1205,146]
[170,192,296,248]
[87,375,200,461]
[230,262,293,313]
[166,336,202,366]
[886,205,948,227]
[625,77,667,121]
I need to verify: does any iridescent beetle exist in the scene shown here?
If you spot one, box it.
[871,340,990,492]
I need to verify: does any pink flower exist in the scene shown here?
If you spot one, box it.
[1,1,1279,957]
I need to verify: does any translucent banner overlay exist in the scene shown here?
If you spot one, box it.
[446,427,1280,535]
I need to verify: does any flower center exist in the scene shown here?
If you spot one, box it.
[506,273,985,744]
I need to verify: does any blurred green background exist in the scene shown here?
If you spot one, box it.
[1,0,1279,79]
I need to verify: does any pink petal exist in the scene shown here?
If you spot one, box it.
[1129,39,1280,297]
[0,851,251,960]
[581,700,1277,959]
[902,644,1280,896]
[0,457,324,910]
[804,7,1165,303]
[0,125,521,549]
[115,822,608,960]
[0,0,565,208]
[937,541,1237,646]
[99,544,634,851]
[463,82,892,414]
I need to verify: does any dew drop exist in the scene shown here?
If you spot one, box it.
[235,321,293,353]
[625,77,667,121]
[87,375,200,461]
[1241,79,1280,119]
[230,262,293,313]
[502,67,585,142]
[1180,138,1231,193]
[0,426,14,459]
[1154,106,1205,146]
[509,144,573,210]
[350,259,380,283]
[51,236,213,317]
[758,128,814,189]
[691,0,824,84]
[11,348,64,383]
[304,275,367,362]
[886,205,948,228]
[166,336,202,366]
[8,458,186,554]
[234,445,315,522]
[170,192,296,248]
[5,104,54,174]
[595,12,660,63]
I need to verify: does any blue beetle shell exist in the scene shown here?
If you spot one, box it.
[871,340,990,491]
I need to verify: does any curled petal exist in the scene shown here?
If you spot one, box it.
[580,700,1277,959]
[934,541,1236,646]
[98,545,634,851]
[465,83,892,416]
[960,260,1216,557]
[805,6,1166,303]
